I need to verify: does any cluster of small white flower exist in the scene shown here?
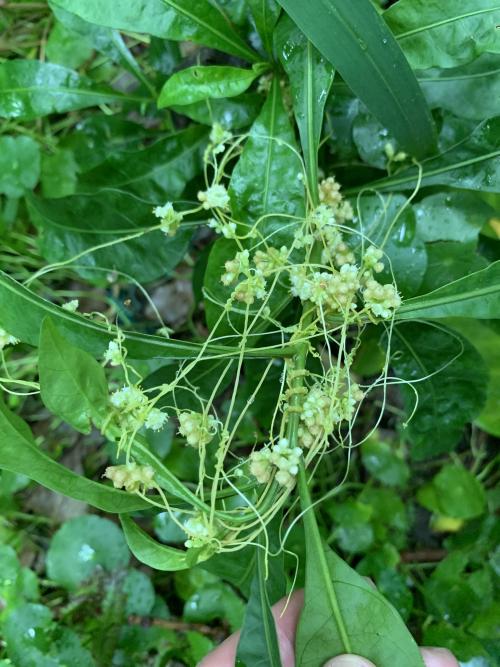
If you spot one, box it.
[362,279,401,319]
[220,249,271,305]
[295,380,364,449]
[0,328,19,351]
[253,246,289,277]
[178,411,218,448]
[183,515,214,549]
[152,202,184,236]
[62,299,79,313]
[103,340,123,367]
[290,263,360,313]
[249,437,303,487]
[198,184,230,211]
[208,217,237,239]
[110,385,167,432]
[104,462,155,493]
[318,177,354,224]
[209,123,233,155]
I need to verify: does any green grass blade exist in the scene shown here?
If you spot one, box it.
[276,0,436,158]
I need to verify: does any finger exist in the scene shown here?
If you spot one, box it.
[198,590,304,667]
[323,656,376,667]
[421,647,460,667]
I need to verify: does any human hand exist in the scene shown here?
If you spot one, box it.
[199,590,458,667]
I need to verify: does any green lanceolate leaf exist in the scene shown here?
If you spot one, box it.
[158,64,267,108]
[447,318,500,437]
[0,136,40,198]
[419,54,500,121]
[120,514,210,571]
[50,0,259,61]
[386,0,500,69]
[397,261,500,321]
[236,518,285,666]
[28,190,191,283]
[275,14,334,195]
[38,318,109,433]
[348,116,500,194]
[390,323,488,460]
[0,397,148,513]
[0,60,139,121]
[78,125,208,201]
[247,0,281,57]
[295,465,424,667]
[0,272,294,361]
[276,0,436,158]
[171,93,262,129]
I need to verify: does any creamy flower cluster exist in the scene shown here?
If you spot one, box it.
[249,438,303,487]
[110,385,167,432]
[209,123,233,155]
[183,515,216,549]
[362,279,401,319]
[290,264,360,313]
[178,411,217,448]
[103,340,123,367]
[104,462,155,493]
[221,249,269,305]
[153,202,183,236]
[198,184,230,210]
[0,328,19,350]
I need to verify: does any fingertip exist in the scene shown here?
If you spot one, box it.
[323,655,376,667]
[420,647,460,667]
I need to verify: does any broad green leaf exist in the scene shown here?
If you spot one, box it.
[28,190,191,283]
[247,0,281,56]
[120,514,211,571]
[386,0,500,69]
[236,519,285,666]
[46,20,94,68]
[78,126,208,201]
[38,318,109,434]
[397,261,500,321]
[50,0,259,62]
[0,271,293,360]
[295,466,424,667]
[447,318,500,437]
[0,397,149,513]
[417,242,487,294]
[183,581,245,632]
[0,136,40,198]
[158,64,266,108]
[423,622,492,663]
[390,323,488,459]
[419,54,500,121]
[171,93,262,129]
[40,149,79,199]
[329,500,374,554]
[3,603,95,667]
[204,79,304,332]
[47,515,130,590]
[361,437,410,487]
[201,546,256,598]
[123,570,155,615]
[277,0,436,158]
[349,116,500,194]
[418,465,487,519]
[0,60,139,121]
[414,192,494,243]
[275,14,335,195]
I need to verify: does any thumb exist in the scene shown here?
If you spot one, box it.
[323,657,376,667]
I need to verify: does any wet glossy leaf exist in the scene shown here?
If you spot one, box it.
[184,581,245,632]
[398,261,500,321]
[386,0,500,69]
[418,465,487,520]
[414,192,493,243]
[28,190,191,283]
[47,515,130,590]
[158,64,265,108]
[275,14,335,193]
[0,396,150,513]
[361,437,410,487]
[171,93,262,129]
[447,319,500,437]
[0,60,136,120]
[417,241,488,294]
[390,323,488,459]
[277,0,436,158]
[247,0,281,56]
[296,467,424,667]
[40,149,79,199]
[78,126,208,202]
[46,20,94,68]
[38,318,109,434]
[419,54,500,121]
[0,136,40,197]
[50,0,259,62]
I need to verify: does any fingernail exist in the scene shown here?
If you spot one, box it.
[323,655,376,667]
[420,647,459,667]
